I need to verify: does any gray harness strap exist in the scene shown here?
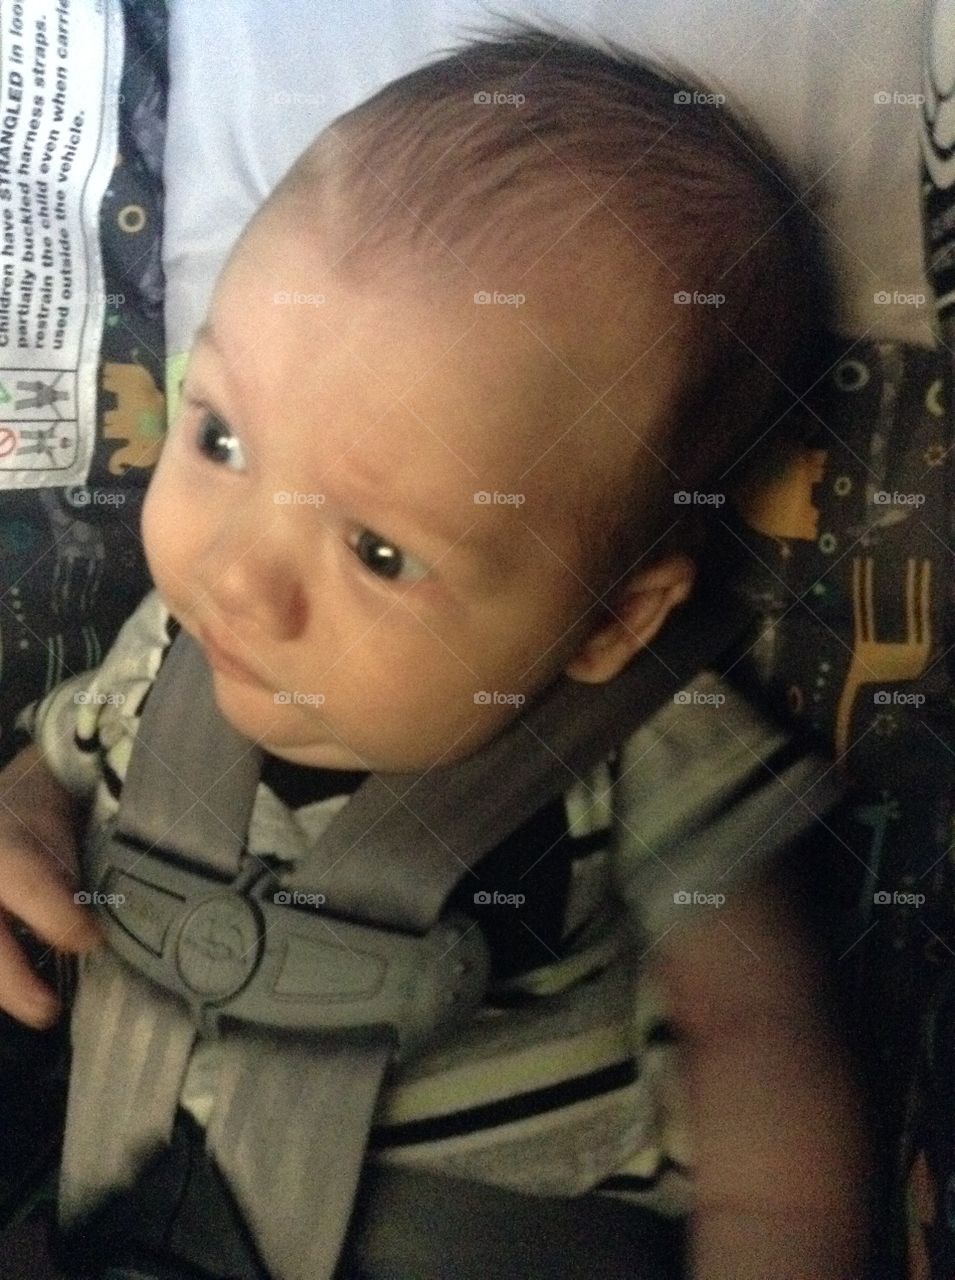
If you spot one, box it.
[61,588,752,1280]
[119,635,263,877]
[59,947,197,1226]
[206,1031,393,1280]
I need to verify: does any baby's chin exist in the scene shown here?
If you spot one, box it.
[257,737,373,773]
[247,722,472,776]
[206,667,505,775]
[213,695,367,770]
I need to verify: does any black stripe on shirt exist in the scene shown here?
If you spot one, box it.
[74,726,101,755]
[260,754,368,809]
[368,1058,637,1149]
[103,756,124,802]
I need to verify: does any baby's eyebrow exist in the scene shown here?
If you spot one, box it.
[325,455,500,572]
[191,320,503,576]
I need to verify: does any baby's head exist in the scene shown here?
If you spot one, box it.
[143,21,820,773]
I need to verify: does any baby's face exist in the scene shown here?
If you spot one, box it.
[142,202,679,772]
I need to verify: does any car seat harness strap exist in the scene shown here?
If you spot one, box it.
[59,586,752,1280]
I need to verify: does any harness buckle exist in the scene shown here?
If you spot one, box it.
[84,823,490,1057]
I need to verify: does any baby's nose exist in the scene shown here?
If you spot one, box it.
[201,526,308,642]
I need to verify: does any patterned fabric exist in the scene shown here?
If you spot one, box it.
[0,0,168,1226]
[725,335,955,1279]
[0,0,166,771]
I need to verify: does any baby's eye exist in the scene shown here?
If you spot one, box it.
[348,528,429,583]
[195,412,247,473]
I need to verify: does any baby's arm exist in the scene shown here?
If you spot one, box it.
[651,871,870,1279]
[0,742,102,1027]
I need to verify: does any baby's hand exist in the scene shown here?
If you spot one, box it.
[0,742,103,1028]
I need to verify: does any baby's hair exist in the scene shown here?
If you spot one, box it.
[273,13,828,595]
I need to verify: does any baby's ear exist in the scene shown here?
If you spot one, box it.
[564,553,696,684]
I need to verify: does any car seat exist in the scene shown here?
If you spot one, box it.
[0,2,952,1278]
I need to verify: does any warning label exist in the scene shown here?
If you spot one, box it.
[0,0,121,486]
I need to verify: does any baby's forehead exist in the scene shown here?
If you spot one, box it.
[219,193,684,522]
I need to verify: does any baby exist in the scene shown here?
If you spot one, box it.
[1,20,867,1280]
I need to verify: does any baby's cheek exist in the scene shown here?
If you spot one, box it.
[142,480,203,604]
[140,482,167,582]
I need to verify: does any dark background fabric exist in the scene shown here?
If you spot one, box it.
[724,336,955,1277]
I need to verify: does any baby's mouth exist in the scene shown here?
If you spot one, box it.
[197,625,266,686]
